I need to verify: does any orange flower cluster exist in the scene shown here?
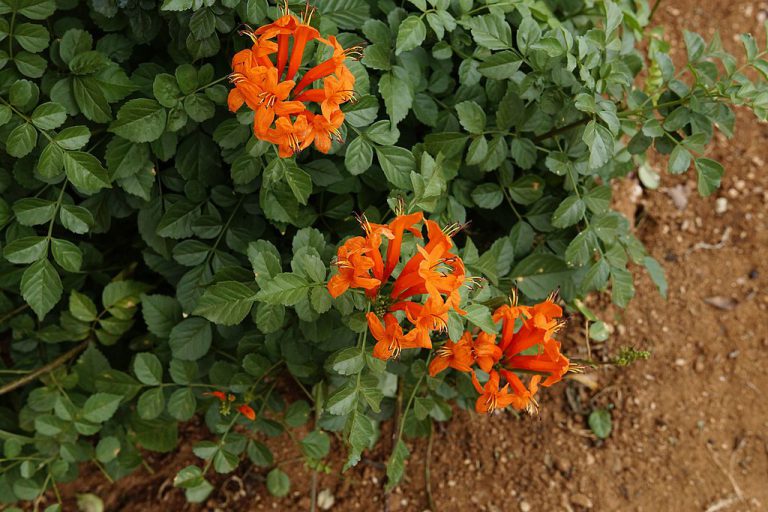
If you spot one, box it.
[227,3,360,157]
[204,391,256,421]
[327,212,467,360]
[428,291,572,415]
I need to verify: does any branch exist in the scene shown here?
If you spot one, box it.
[533,116,590,142]
[0,340,90,396]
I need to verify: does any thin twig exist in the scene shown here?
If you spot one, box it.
[533,117,590,142]
[0,340,90,396]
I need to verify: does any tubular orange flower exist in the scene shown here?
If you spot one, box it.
[238,404,257,421]
[329,211,469,361]
[471,370,516,414]
[205,391,228,402]
[470,331,503,373]
[367,313,428,360]
[228,4,359,157]
[428,335,474,377]
[500,370,541,414]
[327,237,380,298]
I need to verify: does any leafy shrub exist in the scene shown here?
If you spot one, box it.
[0,0,766,506]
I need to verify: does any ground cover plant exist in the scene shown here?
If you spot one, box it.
[0,0,767,508]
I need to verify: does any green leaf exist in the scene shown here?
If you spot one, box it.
[69,51,108,75]
[72,77,112,123]
[455,100,486,134]
[683,30,705,62]
[610,267,635,308]
[69,290,98,322]
[160,0,193,10]
[329,347,365,375]
[463,304,497,333]
[396,15,427,55]
[470,183,503,209]
[169,317,212,361]
[326,383,357,415]
[31,102,66,130]
[3,236,48,264]
[55,126,91,150]
[167,388,196,420]
[137,388,165,420]
[583,120,614,169]
[6,123,37,158]
[588,408,612,439]
[266,468,290,497]
[551,196,585,228]
[694,158,723,196]
[14,23,49,53]
[345,136,373,175]
[377,72,412,125]
[255,273,310,306]
[193,281,257,326]
[21,259,62,319]
[300,431,330,460]
[583,186,611,214]
[141,294,183,337]
[17,0,56,20]
[318,0,370,30]
[82,393,122,423]
[51,238,82,272]
[109,99,167,143]
[95,437,121,463]
[478,51,522,80]
[284,401,311,427]
[375,145,415,189]
[15,51,47,77]
[643,256,667,299]
[133,353,163,385]
[63,151,111,194]
[284,163,312,205]
[105,137,150,180]
[508,175,544,205]
[13,198,55,226]
[470,13,512,50]
[511,253,571,301]
[385,440,409,491]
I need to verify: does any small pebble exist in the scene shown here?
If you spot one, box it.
[715,197,728,214]
[520,501,532,512]
[571,493,594,508]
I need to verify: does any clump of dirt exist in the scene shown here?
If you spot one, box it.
[40,1,768,510]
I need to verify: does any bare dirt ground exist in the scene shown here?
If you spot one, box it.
[43,1,768,510]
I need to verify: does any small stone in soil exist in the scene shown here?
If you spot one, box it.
[570,493,594,508]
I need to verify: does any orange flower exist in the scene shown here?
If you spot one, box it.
[301,110,345,154]
[228,4,359,158]
[428,335,474,377]
[329,212,469,361]
[470,331,502,373]
[402,296,450,348]
[205,391,229,402]
[500,370,541,414]
[506,340,570,387]
[327,237,380,298]
[294,75,355,121]
[238,404,257,421]
[269,114,310,158]
[471,370,516,414]
[367,312,427,360]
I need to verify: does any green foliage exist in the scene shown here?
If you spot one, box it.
[0,0,765,506]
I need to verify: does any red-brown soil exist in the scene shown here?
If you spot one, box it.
[31,1,768,510]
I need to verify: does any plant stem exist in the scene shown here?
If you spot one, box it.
[0,340,90,396]
[0,304,29,325]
